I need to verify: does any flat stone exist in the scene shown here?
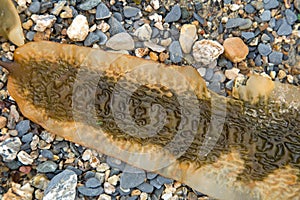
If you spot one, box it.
[179,24,198,54]
[134,24,152,41]
[192,40,224,65]
[137,182,154,193]
[269,51,283,65]
[120,165,146,189]
[165,5,181,23]
[16,120,30,136]
[106,156,125,171]
[260,10,271,21]
[106,32,134,50]
[244,4,255,14]
[285,9,297,25]
[97,31,108,45]
[169,41,183,63]
[144,41,165,52]
[208,81,221,93]
[84,32,100,46]
[261,33,271,42]
[41,149,53,159]
[258,43,272,56]
[223,37,248,63]
[78,0,101,10]
[156,176,173,185]
[43,170,77,200]
[213,71,226,83]
[96,3,111,20]
[146,172,158,180]
[21,132,33,143]
[67,15,89,41]
[108,17,125,35]
[225,18,248,28]
[86,178,102,188]
[241,32,255,40]
[37,161,58,173]
[264,0,279,9]
[28,1,41,13]
[124,6,141,18]
[78,186,103,196]
[238,19,252,30]
[0,137,22,162]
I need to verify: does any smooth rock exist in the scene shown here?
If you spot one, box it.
[124,6,141,18]
[165,5,181,23]
[21,132,33,143]
[260,10,271,21]
[84,32,100,46]
[264,0,279,9]
[146,172,158,180]
[285,9,297,25]
[108,17,125,35]
[96,3,111,19]
[179,24,197,54]
[16,120,30,136]
[51,1,66,15]
[208,81,221,93]
[137,182,154,193]
[244,4,255,14]
[106,156,125,170]
[78,186,103,196]
[223,37,248,63]
[97,31,108,45]
[120,165,146,189]
[106,32,134,50]
[213,71,226,83]
[261,33,271,42]
[238,19,252,30]
[151,0,160,10]
[86,178,101,188]
[269,51,283,65]
[169,41,183,63]
[156,176,173,185]
[31,14,56,32]
[41,149,53,159]
[28,1,41,14]
[241,32,255,40]
[225,68,240,80]
[192,40,224,65]
[98,194,112,200]
[17,150,33,165]
[258,43,272,56]
[277,19,292,36]
[204,68,214,81]
[67,15,89,41]
[44,170,77,200]
[226,18,248,28]
[0,137,22,162]
[134,24,152,41]
[78,0,101,10]
[104,182,115,194]
[37,161,58,173]
[144,41,165,52]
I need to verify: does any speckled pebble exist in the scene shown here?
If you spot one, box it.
[78,0,101,10]
[67,14,89,41]
[17,150,33,165]
[37,161,58,173]
[0,137,22,162]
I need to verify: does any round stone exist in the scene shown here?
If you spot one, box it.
[223,37,249,63]
[258,43,272,56]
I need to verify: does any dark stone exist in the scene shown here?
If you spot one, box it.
[78,186,103,196]
[165,5,181,23]
[96,3,111,19]
[16,120,30,137]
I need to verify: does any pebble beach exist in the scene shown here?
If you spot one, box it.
[0,0,299,199]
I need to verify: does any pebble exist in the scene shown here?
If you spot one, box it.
[277,19,293,36]
[156,176,173,185]
[31,174,49,190]
[285,9,297,25]
[192,40,224,65]
[41,149,54,159]
[287,75,294,83]
[84,32,100,46]
[226,18,249,29]
[108,175,119,186]
[137,182,154,193]
[269,51,283,65]
[17,150,33,165]
[108,17,125,35]
[225,68,240,80]
[165,5,181,23]
[278,70,287,79]
[144,41,165,52]
[2,183,34,200]
[96,3,111,20]
[43,170,77,200]
[241,31,255,40]
[67,14,89,41]
[264,0,279,9]
[0,116,7,129]
[97,31,108,45]
[78,186,103,196]
[261,33,271,42]
[179,24,198,54]
[21,132,33,143]
[134,24,152,41]
[16,120,30,136]
[223,37,249,63]
[169,41,183,63]
[213,71,226,83]
[258,43,272,56]
[98,194,112,200]
[106,156,125,170]
[204,68,214,81]
[260,10,271,22]
[244,4,255,14]
[31,14,56,32]
[28,1,41,14]
[238,19,252,30]
[85,177,102,188]
[124,6,141,18]
[150,0,160,10]
[78,0,101,10]
[120,165,146,189]
[106,32,134,50]
[0,137,21,162]
[51,1,66,16]
[37,161,58,173]
[104,182,115,194]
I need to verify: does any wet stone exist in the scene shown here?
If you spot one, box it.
[84,32,100,46]
[124,6,141,18]
[264,0,279,9]
[120,165,146,189]
[96,3,111,20]
[37,161,58,173]
[78,186,103,196]
[0,137,22,162]
[285,9,297,25]
[78,0,101,10]
[43,169,77,200]
[269,51,283,65]
[169,41,183,63]
[165,5,181,23]
[258,43,272,56]
[108,17,125,35]
[86,177,102,188]
[16,120,30,136]
[28,1,41,14]
[137,182,154,193]
[260,10,271,21]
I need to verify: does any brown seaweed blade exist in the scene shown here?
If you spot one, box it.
[1,41,300,200]
[0,0,25,46]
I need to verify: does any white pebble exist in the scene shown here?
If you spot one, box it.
[67,15,89,41]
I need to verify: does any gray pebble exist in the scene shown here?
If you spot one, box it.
[255,54,262,66]
[269,51,283,65]
[84,171,96,179]
[149,178,162,189]
[251,1,264,10]
[78,186,103,196]
[85,177,102,188]
[137,182,154,193]
[245,4,255,14]
[124,6,140,18]
[5,160,21,170]
[96,3,111,20]
[26,31,35,41]
[78,0,101,10]
[156,175,173,185]
[285,9,297,25]
[277,19,292,36]
[260,10,271,22]
[97,31,108,45]
[28,1,41,13]
[208,81,221,94]
[44,169,77,200]
[16,120,30,136]
[258,43,272,56]
[112,12,123,22]
[261,33,271,42]
[213,71,226,83]
[225,79,234,90]
[169,41,182,63]
[21,132,33,143]
[84,32,100,46]
[241,31,255,40]
[238,19,252,30]
[66,166,83,175]
[41,149,53,159]
[165,5,181,23]
[269,18,276,28]
[264,0,279,9]
[146,172,158,180]
[106,156,125,171]
[108,17,125,35]
[193,12,204,25]
[120,165,146,189]
[226,18,249,29]
[0,137,22,162]
[37,161,58,173]
[204,68,214,81]
[224,0,231,4]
